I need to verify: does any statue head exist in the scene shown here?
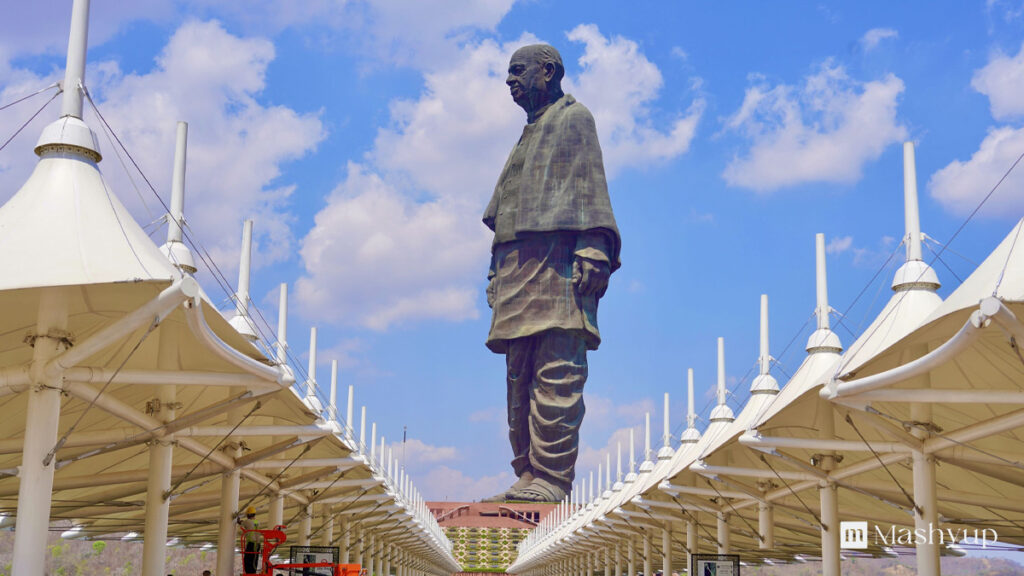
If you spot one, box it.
[507,44,565,118]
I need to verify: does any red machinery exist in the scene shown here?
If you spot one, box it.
[240,524,365,576]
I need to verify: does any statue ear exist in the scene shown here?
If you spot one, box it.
[543,62,556,81]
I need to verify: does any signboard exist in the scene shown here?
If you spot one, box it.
[691,553,740,576]
[288,545,340,576]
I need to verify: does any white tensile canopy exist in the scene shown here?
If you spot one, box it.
[0,2,459,576]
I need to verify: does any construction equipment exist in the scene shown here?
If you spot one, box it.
[241,524,365,576]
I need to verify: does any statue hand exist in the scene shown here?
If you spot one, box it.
[573,257,609,297]
[486,276,496,308]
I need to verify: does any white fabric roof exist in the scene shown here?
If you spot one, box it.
[0,151,177,290]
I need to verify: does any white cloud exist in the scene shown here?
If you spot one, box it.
[416,465,514,502]
[469,406,504,423]
[297,28,700,329]
[387,437,458,466]
[860,28,898,52]
[826,235,854,254]
[0,21,325,284]
[295,162,488,329]
[928,125,1024,217]
[723,62,907,192]
[565,24,704,177]
[972,42,1024,121]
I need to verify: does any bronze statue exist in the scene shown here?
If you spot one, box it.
[482,44,620,502]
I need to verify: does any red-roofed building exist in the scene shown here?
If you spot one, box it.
[428,502,557,572]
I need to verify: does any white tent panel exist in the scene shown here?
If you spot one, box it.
[0,151,176,291]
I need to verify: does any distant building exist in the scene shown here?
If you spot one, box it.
[428,502,557,573]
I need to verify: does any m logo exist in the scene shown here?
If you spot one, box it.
[840,521,868,549]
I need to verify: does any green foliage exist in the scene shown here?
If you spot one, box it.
[91,540,106,556]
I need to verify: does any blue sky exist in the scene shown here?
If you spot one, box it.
[2,0,1024,508]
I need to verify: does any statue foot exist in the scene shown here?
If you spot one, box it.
[507,477,565,503]
[481,472,534,502]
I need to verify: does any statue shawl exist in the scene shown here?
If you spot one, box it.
[483,94,621,269]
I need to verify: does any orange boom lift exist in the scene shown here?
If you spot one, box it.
[240,524,365,576]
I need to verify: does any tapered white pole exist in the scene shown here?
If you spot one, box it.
[892,142,940,291]
[160,122,197,273]
[307,327,318,398]
[61,0,89,119]
[167,122,187,245]
[616,442,622,483]
[371,422,377,460]
[710,338,734,422]
[346,386,354,435]
[644,413,651,460]
[360,406,367,448]
[816,234,830,330]
[230,220,257,340]
[605,453,611,492]
[330,360,338,421]
[904,141,922,262]
[662,393,671,447]
[276,284,288,364]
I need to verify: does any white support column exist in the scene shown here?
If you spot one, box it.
[141,322,177,576]
[912,402,939,576]
[758,501,774,550]
[321,509,334,546]
[354,524,363,566]
[820,482,840,576]
[217,445,242,576]
[340,518,351,563]
[299,502,312,546]
[270,492,284,528]
[662,524,672,576]
[376,540,384,576]
[686,516,697,571]
[642,531,651,576]
[384,544,392,576]
[603,547,611,576]
[819,396,840,576]
[367,532,375,575]
[12,288,69,575]
[614,541,622,576]
[717,511,730,554]
[627,536,635,576]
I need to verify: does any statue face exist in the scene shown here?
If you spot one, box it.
[506,49,550,113]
